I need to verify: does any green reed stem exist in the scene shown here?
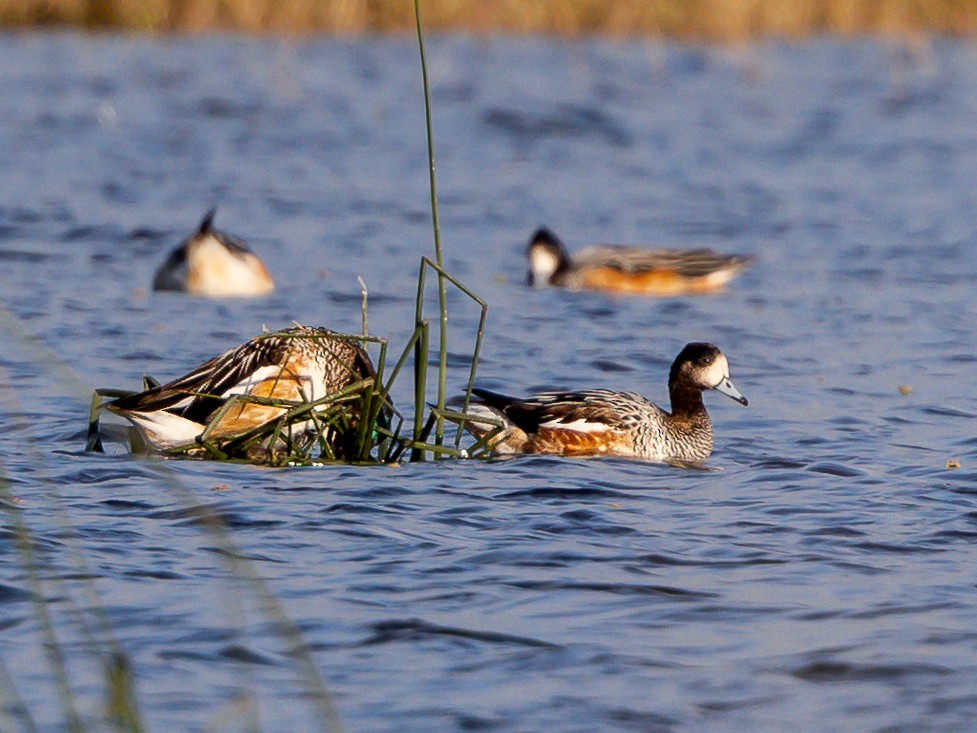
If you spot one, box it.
[0,352,150,732]
[433,407,505,457]
[0,651,41,733]
[414,0,441,267]
[452,281,488,450]
[411,319,430,462]
[384,324,423,395]
[414,0,450,455]
[357,339,392,462]
[105,651,144,733]
[191,378,377,460]
[0,478,85,733]
[2,307,340,731]
[406,441,468,458]
[413,257,489,450]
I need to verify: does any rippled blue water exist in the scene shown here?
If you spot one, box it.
[2,31,977,732]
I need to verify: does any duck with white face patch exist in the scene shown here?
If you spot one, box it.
[457,343,747,464]
[526,227,754,296]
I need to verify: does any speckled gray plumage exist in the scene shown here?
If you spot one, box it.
[467,343,744,464]
[106,325,380,455]
[498,389,714,463]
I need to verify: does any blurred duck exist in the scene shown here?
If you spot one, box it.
[105,325,379,456]
[153,208,275,297]
[460,342,747,464]
[526,227,754,296]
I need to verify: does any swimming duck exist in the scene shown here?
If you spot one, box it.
[460,342,747,463]
[153,208,275,297]
[105,325,382,458]
[526,227,754,296]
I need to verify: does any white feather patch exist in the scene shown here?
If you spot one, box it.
[539,418,612,433]
[220,364,289,398]
[529,247,561,284]
[124,410,205,451]
[464,403,510,427]
[702,354,730,388]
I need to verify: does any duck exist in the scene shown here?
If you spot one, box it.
[152,208,275,297]
[459,342,747,463]
[526,227,754,296]
[104,325,383,458]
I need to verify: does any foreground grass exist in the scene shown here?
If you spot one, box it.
[3,0,977,38]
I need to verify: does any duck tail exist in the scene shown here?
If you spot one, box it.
[197,207,218,235]
[439,388,513,438]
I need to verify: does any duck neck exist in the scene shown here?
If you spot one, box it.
[668,382,710,424]
[666,382,714,461]
[546,249,572,285]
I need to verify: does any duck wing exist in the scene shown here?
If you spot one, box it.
[576,245,753,278]
[107,333,294,424]
[473,388,640,434]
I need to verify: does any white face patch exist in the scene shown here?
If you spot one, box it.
[529,246,561,284]
[701,353,730,389]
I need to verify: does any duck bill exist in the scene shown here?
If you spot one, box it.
[715,377,748,406]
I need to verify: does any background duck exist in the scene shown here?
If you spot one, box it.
[153,208,275,297]
[460,342,747,464]
[105,325,381,457]
[527,227,754,296]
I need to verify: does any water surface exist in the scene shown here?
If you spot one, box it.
[1,32,977,733]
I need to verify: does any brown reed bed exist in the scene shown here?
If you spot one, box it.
[4,0,977,38]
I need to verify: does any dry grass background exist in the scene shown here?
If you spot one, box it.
[1,0,976,37]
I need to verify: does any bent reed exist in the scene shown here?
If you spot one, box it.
[4,0,977,38]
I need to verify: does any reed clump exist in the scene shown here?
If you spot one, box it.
[88,329,397,466]
[88,318,498,466]
[4,0,977,37]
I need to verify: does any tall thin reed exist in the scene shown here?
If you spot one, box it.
[105,652,144,733]
[6,516,84,733]
[0,651,41,732]
[412,257,488,450]
[413,0,451,457]
[163,483,345,732]
[1,402,146,731]
[7,381,345,733]
[411,318,430,462]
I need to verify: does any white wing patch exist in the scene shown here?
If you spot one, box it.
[219,364,289,398]
[125,410,206,451]
[539,418,613,433]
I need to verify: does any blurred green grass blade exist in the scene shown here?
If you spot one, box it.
[105,652,144,733]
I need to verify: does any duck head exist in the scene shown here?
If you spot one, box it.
[526,227,572,287]
[670,342,748,406]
